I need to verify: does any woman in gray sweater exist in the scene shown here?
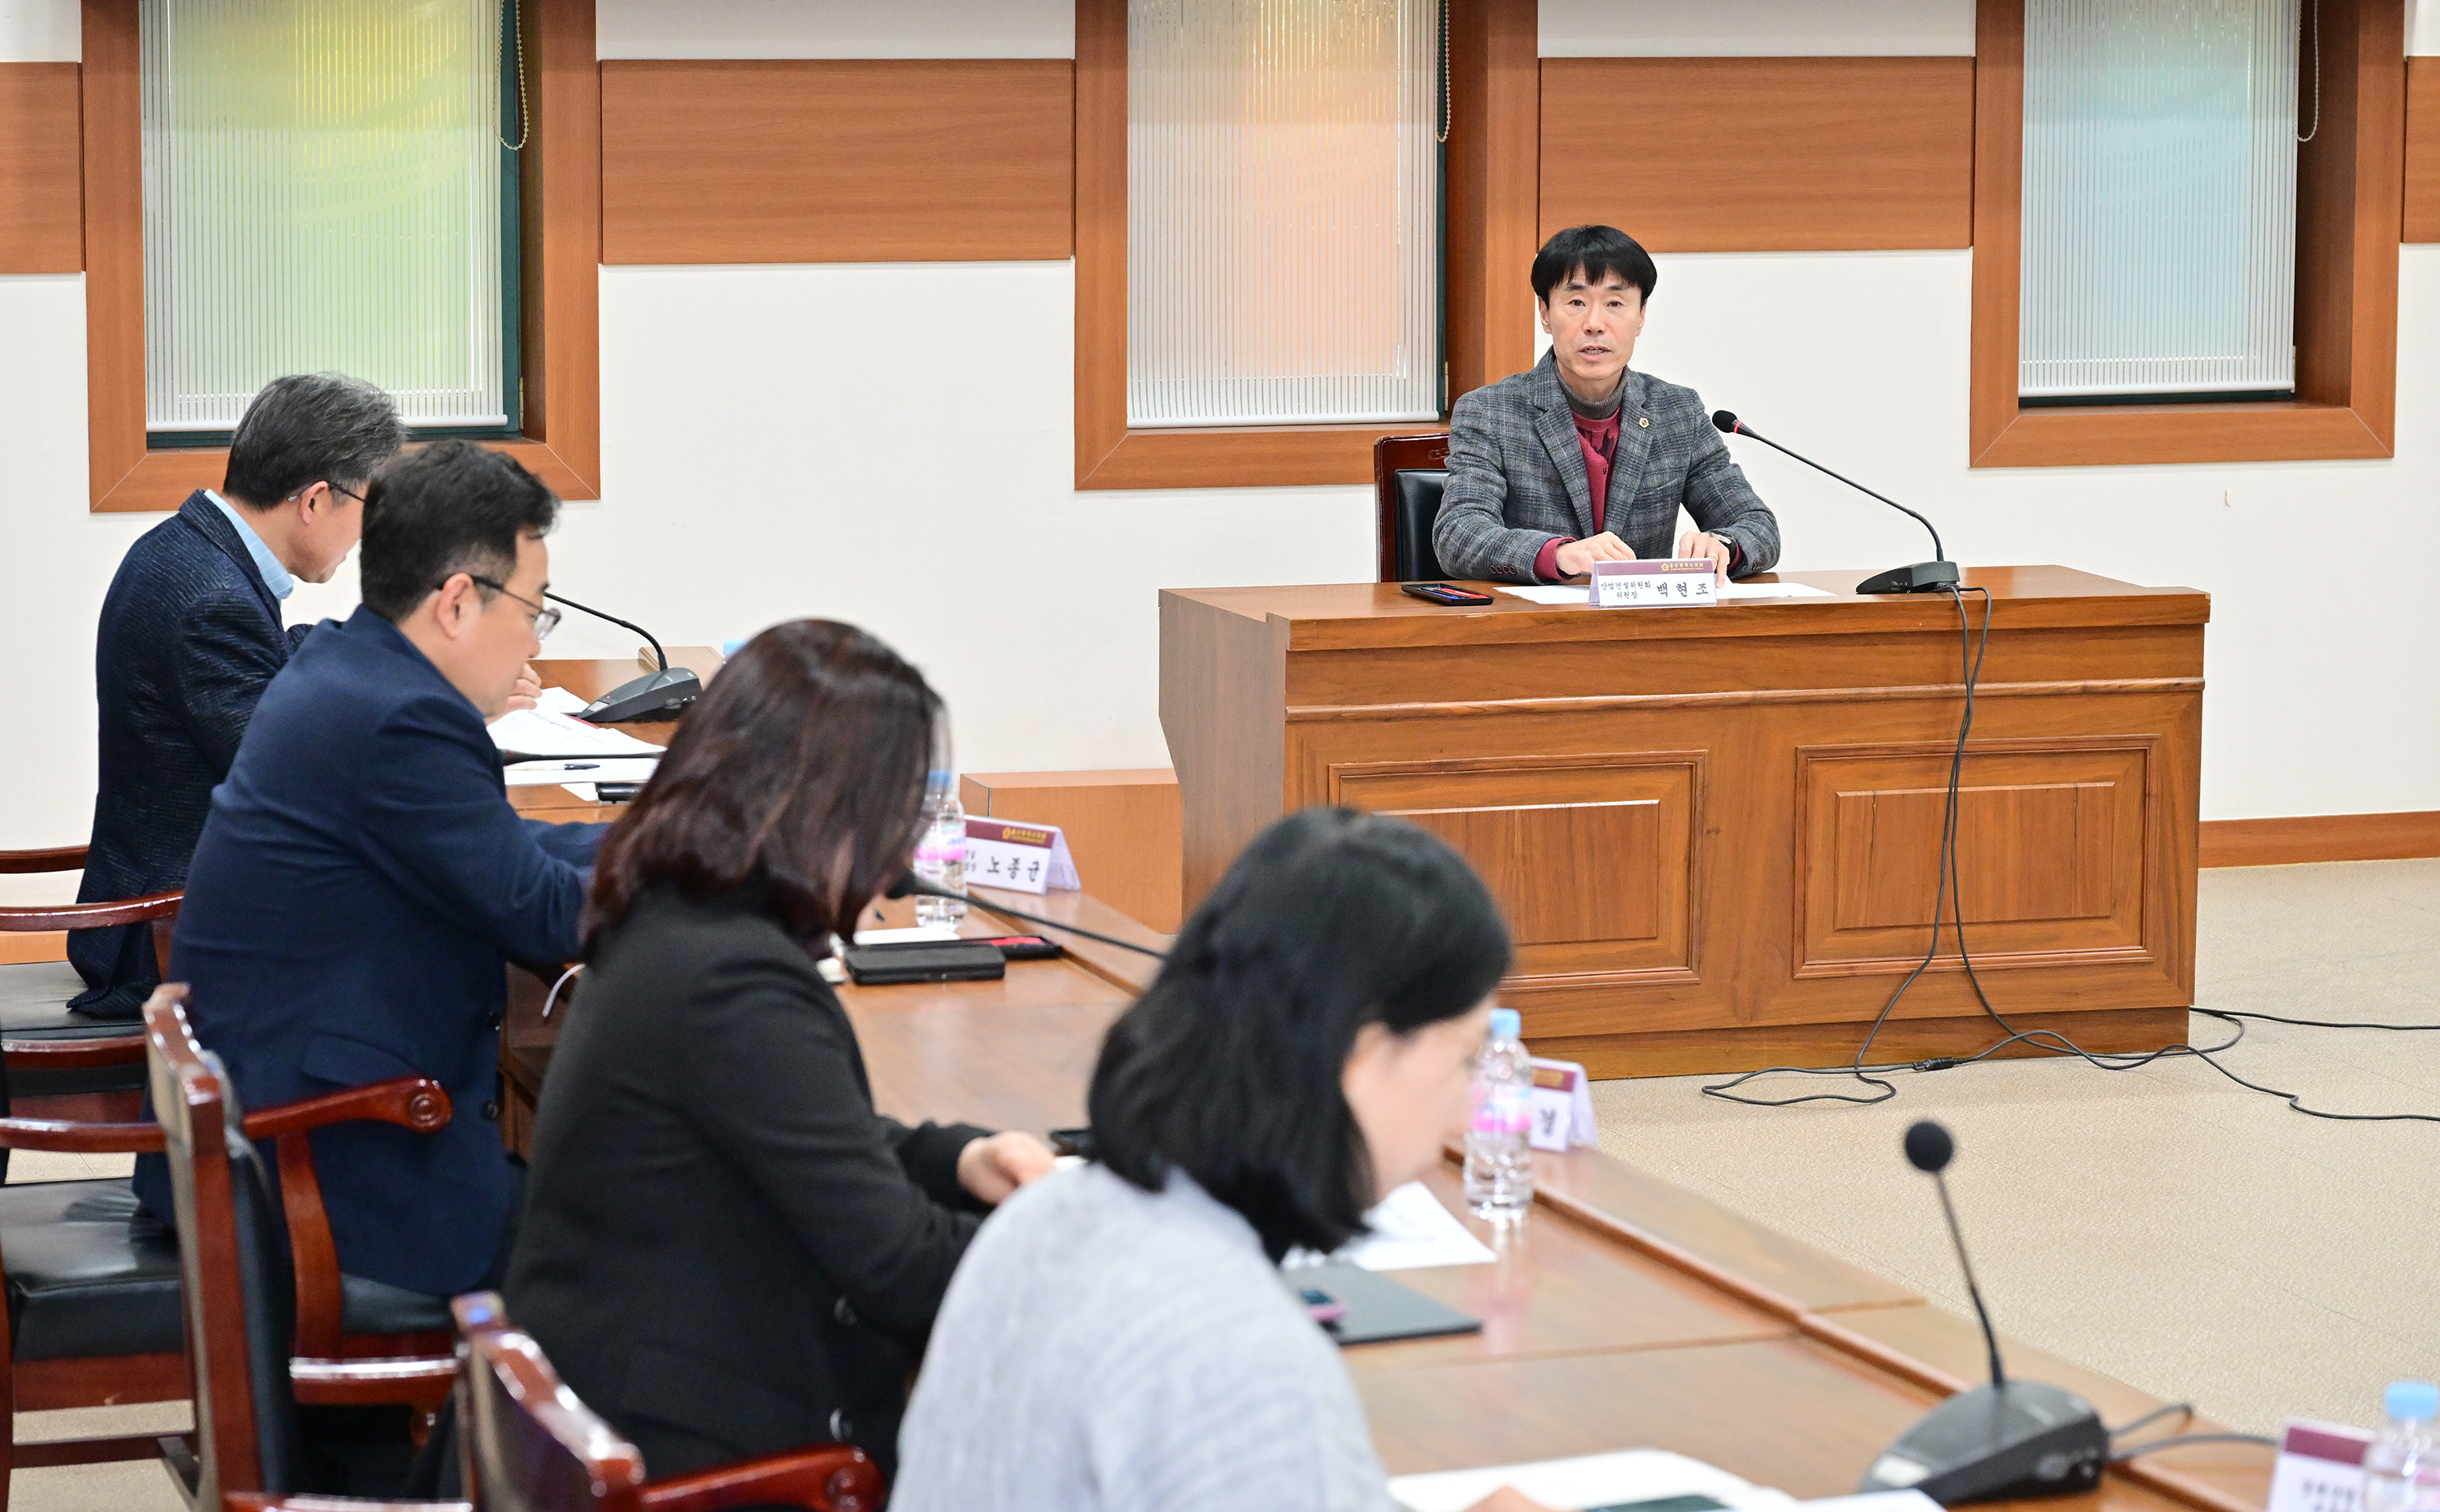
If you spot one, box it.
[895,808,1552,1512]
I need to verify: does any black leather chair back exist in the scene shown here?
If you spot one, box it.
[1389,469,1451,582]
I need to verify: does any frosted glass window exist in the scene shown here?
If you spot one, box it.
[1127,0,1440,429]
[2020,0,2298,399]
[142,0,510,434]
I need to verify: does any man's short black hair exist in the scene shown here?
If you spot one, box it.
[220,373,406,508]
[1087,808,1514,1261]
[359,440,560,623]
[1532,224,1658,307]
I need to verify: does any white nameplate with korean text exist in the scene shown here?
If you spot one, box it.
[961,817,1081,896]
[1590,558,1719,608]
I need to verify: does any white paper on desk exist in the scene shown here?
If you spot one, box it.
[1501,585,1591,605]
[490,706,664,760]
[852,926,961,945]
[535,686,589,714]
[1391,1447,1799,1512]
[1796,1492,1943,1512]
[1717,582,1832,600]
[503,756,660,787]
[1283,1181,1493,1272]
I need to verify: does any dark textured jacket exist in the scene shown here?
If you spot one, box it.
[71,491,309,1019]
[132,605,603,1296]
[1432,352,1782,584]
[504,887,990,1484]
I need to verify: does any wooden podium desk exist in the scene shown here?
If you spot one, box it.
[500,653,2263,1512]
[1160,568,2209,1077]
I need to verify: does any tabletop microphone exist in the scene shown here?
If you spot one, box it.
[1710,411,1961,596]
[542,591,703,724]
[885,872,1168,960]
[1857,1121,2107,1505]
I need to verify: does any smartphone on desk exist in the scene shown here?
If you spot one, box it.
[1401,582,1494,606]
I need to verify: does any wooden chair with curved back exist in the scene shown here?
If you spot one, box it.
[447,1292,883,1512]
[0,842,181,1122]
[144,984,464,1510]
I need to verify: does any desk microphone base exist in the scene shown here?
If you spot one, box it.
[1857,560,1963,595]
[1859,1379,2108,1505]
[581,667,702,724]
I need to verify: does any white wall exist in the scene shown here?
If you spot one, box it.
[1540,0,1973,57]
[7,0,2440,867]
[595,0,1073,59]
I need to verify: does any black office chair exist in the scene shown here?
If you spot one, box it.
[1371,433,1452,582]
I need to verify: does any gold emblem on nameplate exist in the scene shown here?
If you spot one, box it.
[1637,416,1650,428]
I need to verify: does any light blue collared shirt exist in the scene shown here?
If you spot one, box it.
[205,489,296,601]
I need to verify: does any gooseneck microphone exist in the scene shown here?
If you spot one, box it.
[542,590,704,723]
[1710,412,1962,596]
[886,872,1168,960]
[1858,1121,2107,1505]
[1905,1121,2006,1390]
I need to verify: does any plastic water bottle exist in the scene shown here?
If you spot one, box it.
[1464,1007,1534,1222]
[912,773,968,926]
[2367,1382,2440,1512]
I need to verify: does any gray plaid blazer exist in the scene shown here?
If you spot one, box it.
[1431,352,1780,584]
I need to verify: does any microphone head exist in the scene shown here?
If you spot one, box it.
[886,870,919,900]
[1710,410,1740,434]
[1904,1119,1955,1174]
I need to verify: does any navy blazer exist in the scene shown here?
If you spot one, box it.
[72,491,310,1020]
[133,605,605,1297]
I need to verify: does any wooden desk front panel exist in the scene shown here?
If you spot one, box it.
[1163,576,2207,1071]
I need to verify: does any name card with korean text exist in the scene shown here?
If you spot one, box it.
[1589,558,1719,608]
[1527,1057,1598,1153]
[963,817,1081,895]
[2268,1420,2372,1512]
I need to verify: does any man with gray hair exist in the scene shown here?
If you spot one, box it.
[68,373,405,1020]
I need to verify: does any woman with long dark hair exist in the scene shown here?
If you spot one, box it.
[504,621,1053,1483]
[894,807,1551,1512]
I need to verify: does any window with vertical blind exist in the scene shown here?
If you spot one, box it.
[140,0,518,441]
[2018,0,2300,402]
[1126,0,1441,429]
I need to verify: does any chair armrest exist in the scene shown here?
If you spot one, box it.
[0,1117,163,1153]
[0,890,181,932]
[224,1496,468,1511]
[246,1077,451,1139]
[0,845,87,874]
[290,1354,459,1409]
[4,1037,146,1070]
[638,1444,883,1512]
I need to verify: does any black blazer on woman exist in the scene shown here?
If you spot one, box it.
[503,887,989,1482]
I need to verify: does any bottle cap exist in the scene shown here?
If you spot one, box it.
[1489,1007,1521,1041]
[2387,1381,2439,1421]
[926,769,954,789]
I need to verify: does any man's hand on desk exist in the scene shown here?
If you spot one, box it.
[1675,529,1734,586]
[957,1131,1058,1205]
[1553,533,1636,577]
[1466,1488,1557,1512]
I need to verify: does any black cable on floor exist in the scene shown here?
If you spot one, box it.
[2108,1403,2194,1439]
[2213,1010,2440,1031]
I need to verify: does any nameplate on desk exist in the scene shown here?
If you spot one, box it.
[962,817,1081,895]
[1590,559,1718,608]
[2268,1419,2372,1512]
[1527,1057,1598,1152]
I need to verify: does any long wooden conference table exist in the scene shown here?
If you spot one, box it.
[1161,567,2210,1078]
[502,649,2269,1512]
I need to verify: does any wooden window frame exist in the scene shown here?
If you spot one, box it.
[1970,0,2403,468]
[81,0,599,512]
[1073,0,1538,490]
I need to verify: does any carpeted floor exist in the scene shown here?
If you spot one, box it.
[1588,857,2440,1440]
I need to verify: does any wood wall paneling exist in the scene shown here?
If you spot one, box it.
[2405,56,2440,241]
[600,60,1074,266]
[1447,0,1543,398]
[1538,58,1973,254]
[1968,0,2402,467]
[959,769,1182,933]
[0,63,82,274]
[80,0,600,510]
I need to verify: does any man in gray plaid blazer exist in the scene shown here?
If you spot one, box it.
[1433,225,1780,586]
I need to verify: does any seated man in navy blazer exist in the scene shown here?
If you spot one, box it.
[70,374,404,1020]
[135,440,604,1302]
[1432,224,1781,586]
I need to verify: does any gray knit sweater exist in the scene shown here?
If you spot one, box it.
[894,1162,1398,1511]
